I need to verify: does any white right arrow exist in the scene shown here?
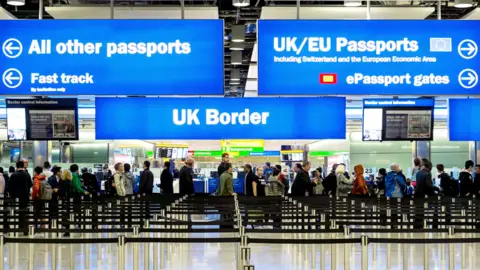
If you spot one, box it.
[4,42,20,55]
[461,72,476,85]
[4,72,19,85]
[460,43,476,56]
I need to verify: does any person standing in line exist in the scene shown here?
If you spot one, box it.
[48,166,62,222]
[81,167,100,198]
[124,163,135,196]
[336,164,354,197]
[437,164,458,197]
[32,166,47,228]
[218,153,229,177]
[411,158,422,187]
[244,164,255,196]
[0,167,8,197]
[459,160,475,197]
[218,163,236,229]
[70,165,89,196]
[415,160,439,198]
[179,158,195,196]
[385,163,407,199]
[59,169,74,237]
[113,163,127,197]
[291,163,311,196]
[352,164,368,196]
[20,158,33,191]
[216,153,229,194]
[8,166,15,178]
[473,164,480,195]
[267,168,285,228]
[43,161,53,179]
[9,161,31,235]
[160,161,174,194]
[219,163,236,196]
[138,161,154,194]
[252,167,266,197]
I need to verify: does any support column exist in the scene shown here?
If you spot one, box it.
[303,144,309,163]
[0,143,3,165]
[107,143,115,165]
[19,141,24,162]
[468,142,480,164]
[413,141,431,161]
[60,143,72,163]
[33,141,51,167]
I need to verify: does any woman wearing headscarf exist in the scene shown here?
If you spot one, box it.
[352,164,368,196]
[336,164,353,196]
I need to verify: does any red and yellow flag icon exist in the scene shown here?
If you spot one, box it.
[319,73,337,84]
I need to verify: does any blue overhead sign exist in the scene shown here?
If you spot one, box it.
[258,20,480,95]
[449,99,480,141]
[95,97,346,140]
[363,98,435,108]
[0,20,224,95]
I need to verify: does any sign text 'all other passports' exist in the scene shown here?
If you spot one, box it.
[258,20,480,95]
[0,20,224,95]
[95,97,346,140]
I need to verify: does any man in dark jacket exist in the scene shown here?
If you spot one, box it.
[291,163,312,196]
[415,159,439,198]
[459,160,475,196]
[9,160,31,234]
[437,164,458,197]
[160,161,174,194]
[217,153,229,177]
[244,164,255,196]
[139,161,154,194]
[179,158,195,195]
[81,168,100,197]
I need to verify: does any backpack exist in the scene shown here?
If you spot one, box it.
[105,175,117,195]
[323,172,337,195]
[40,181,53,200]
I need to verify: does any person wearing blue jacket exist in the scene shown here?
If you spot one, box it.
[385,163,407,199]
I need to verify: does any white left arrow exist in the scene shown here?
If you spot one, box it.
[4,42,20,55]
[461,72,476,85]
[4,71,20,85]
[461,43,476,56]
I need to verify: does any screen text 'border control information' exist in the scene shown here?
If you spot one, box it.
[258,20,480,95]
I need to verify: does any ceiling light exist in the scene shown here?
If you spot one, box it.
[231,51,242,65]
[230,42,244,51]
[455,0,472,8]
[344,0,361,6]
[230,81,240,85]
[230,69,241,81]
[7,0,25,5]
[231,25,245,42]
[233,0,250,7]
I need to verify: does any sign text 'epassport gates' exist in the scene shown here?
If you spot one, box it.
[95,97,346,140]
[258,20,480,95]
[0,20,224,95]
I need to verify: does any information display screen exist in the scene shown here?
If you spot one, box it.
[6,98,78,141]
[362,99,434,141]
[156,147,188,159]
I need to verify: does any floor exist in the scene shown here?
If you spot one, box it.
[2,231,479,269]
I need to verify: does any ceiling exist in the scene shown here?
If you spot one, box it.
[0,0,479,97]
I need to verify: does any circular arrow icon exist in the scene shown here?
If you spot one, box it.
[2,38,22,59]
[2,68,23,89]
[458,39,478,60]
[458,68,478,89]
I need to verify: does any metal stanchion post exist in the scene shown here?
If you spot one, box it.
[372,205,377,262]
[448,226,455,270]
[361,235,368,270]
[132,226,139,270]
[28,225,34,270]
[144,220,150,269]
[153,215,159,270]
[85,209,91,270]
[0,235,4,270]
[344,226,350,270]
[51,219,57,270]
[117,235,126,270]
[241,247,251,266]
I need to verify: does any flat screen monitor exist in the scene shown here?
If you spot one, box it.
[6,98,78,141]
[362,99,434,141]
